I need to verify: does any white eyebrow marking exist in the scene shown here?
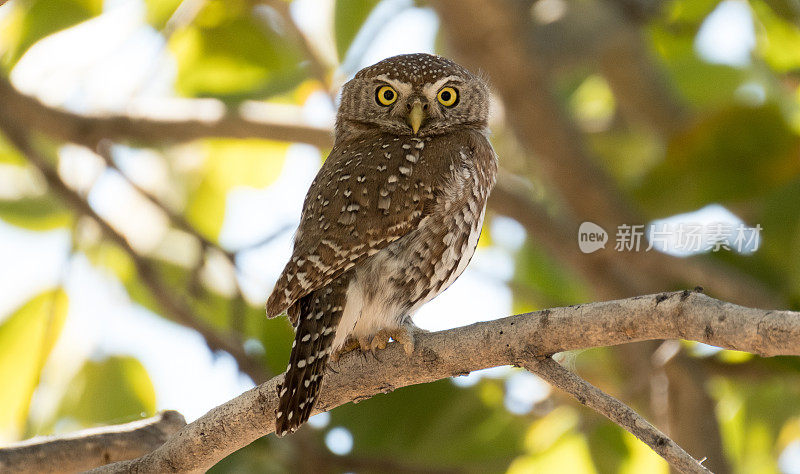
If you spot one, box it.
[375,74,413,96]
[423,75,463,99]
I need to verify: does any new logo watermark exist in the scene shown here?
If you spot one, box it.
[578,222,608,253]
[578,221,762,255]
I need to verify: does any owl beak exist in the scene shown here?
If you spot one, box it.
[408,101,425,134]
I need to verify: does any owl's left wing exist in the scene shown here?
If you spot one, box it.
[266,131,488,319]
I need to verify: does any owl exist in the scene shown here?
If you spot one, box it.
[266,53,497,436]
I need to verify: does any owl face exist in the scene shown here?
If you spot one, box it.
[336,54,489,139]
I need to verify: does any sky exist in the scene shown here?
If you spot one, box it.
[1,0,793,466]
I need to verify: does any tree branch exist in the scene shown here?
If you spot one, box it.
[79,291,798,473]
[0,77,332,149]
[522,357,710,473]
[0,118,271,384]
[0,411,186,474]
[432,0,785,310]
[489,174,785,308]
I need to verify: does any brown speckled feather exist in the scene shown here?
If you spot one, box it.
[267,132,462,321]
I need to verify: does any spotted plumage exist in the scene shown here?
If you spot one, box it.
[266,53,497,436]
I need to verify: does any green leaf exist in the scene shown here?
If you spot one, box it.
[328,379,528,469]
[756,0,800,23]
[755,177,800,295]
[334,0,379,61]
[1,0,103,67]
[635,104,800,215]
[185,139,288,240]
[664,0,722,25]
[55,356,156,427]
[0,194,73,230]
[168,0,306,99]
[511,406,597,473]
[648,21,748,108]
[568,75,616,131]
[143,0,183,30]
[710,376,800,472]
[751,0,800,72]
[208,437,285,473]
[512,239,591,312]
[0,132,26,166]
[0,289,68,441]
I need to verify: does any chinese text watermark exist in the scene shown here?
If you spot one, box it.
[578,222,762,255]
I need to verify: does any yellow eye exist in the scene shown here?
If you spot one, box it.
[376,85,397,106]
[437,87,458,107]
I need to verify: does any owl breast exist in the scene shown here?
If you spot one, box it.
[331,145,493,352]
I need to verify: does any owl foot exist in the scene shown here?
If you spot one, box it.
[369,326,417,355]
[330,337,361,363]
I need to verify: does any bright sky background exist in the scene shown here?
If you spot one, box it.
[1,0,793,467]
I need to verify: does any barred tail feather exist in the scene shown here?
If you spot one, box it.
[275,284,345,436]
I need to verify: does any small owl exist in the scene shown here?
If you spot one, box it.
[266,53,497,436]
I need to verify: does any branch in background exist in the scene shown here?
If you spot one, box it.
[489,174,785,309]
[432,0,786,310]
[489,174,637,299]
[78,291,798,473]
[433,0,637,228]
[522,0,686,133]
[1,71,781,308]
[0,117,271,384]
[0,77,332,150]
[0,411,186,474]
[662,351,729,471]
[522,357,710,474]
[95,141,234,261]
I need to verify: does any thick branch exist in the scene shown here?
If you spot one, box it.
[523,357,710,473]
[0,77,332,149]
[0,411,186,473]
[88,291,799,473]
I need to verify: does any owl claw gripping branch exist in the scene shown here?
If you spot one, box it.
[266,53,497,436]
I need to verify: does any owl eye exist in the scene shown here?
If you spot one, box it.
[437,87,459,107]
[376,85,397,106]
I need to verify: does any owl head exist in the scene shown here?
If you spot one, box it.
[335,53,489,140]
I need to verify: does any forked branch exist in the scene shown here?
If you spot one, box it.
[59,290,798,473]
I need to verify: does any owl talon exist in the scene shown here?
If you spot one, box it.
[357,336,372,352]
[368,326,417,355]
[369,329,391,352]
[330,337,360,363]
[391,326,417,355]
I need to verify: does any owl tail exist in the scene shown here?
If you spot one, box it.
[275,283,346,436]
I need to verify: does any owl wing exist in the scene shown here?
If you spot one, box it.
[266,132,476,319]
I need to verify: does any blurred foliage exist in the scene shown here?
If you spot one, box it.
[334,0,379,61]
[54,356,156,429]
[635,103,800,214]
[0,0,799,472]
[168,0,306,100]
[0,0,103,66]
[185,138,287,240]
[0,194,73,230]
[329,379,529,467]
[0,290,67,441]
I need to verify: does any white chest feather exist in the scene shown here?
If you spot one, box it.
[331,150,490,352]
